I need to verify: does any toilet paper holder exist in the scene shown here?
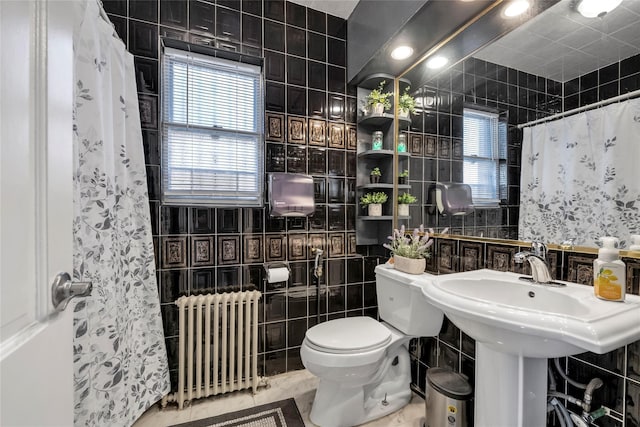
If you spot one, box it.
[263,262,291,284]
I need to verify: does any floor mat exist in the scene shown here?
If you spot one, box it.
[169,398,305,427]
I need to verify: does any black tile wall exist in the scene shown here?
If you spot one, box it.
[109,0,375,390]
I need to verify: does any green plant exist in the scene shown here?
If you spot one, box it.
[398,87,416,114]
[360,192,388,207]
[365,80,392,110]
[383,224,434,259]
[398,169,409,178]
[371,167,382,176]
[398,192,417,204]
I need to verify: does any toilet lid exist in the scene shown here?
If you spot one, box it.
[305,317,391,353]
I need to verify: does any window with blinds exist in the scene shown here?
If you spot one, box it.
[161,47,264,206]
[463,108,507,206]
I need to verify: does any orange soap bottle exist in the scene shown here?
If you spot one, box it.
[593,237,626,302]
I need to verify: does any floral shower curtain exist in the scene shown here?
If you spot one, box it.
[519,97,640,247]
[72,1,170,425]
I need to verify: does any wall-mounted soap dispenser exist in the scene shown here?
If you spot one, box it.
[267,173,315,217]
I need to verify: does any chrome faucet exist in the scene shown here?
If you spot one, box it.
[514,242,555,284]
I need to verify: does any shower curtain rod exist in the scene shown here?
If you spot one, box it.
[517,87,640,129]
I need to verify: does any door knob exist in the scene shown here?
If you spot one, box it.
[51,272,92,312]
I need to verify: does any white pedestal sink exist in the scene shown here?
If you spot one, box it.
[415,269,640,427]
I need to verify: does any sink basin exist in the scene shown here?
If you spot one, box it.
[414,269,640,427]
[419,269,640,358]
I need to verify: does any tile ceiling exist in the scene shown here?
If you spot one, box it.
[474,0,640,82]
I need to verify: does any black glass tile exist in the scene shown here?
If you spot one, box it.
[242,0,262,15]
[286,1,306,28]
[346,205,355,230]
[264,21,285,52]
[580,89,597,107]
[621,54,640,77]
[308,148,326,175]
[287,217,307,231]
[264,350,286,376]
[242,13,262,47]
[134,57,158,94]
[580,70,598,91]
[438,161,451,182]
[141,130,159,165]
[347,258,363,284]
[327,66,345,94]
[161,206,189,235]
[328,205,345,230]
[160,269,189,303]
[327,285,345,312]
[308,89,326,118]
[327,178,344,203]
[307,8,326,33]
[129,20,158,59]
[287,319,307,349]
[346,284,363,310]
[149,201,159,235]
[313,177,326,204]
[286,25,306,57]
[307,32,326,62]
[346,97,357,123]
[265,82,285,112]
[191,268,215,295]
[287,144,307,173]
[146,165,160,200]
[217,208,239,233]
[266,142,285,172]
[103,0,126,16]
[160,1,187,29]
[216,7,240,41]
[345,152,356,178]
[438,113,451,136]
[327,150,345,176]
[566,358,624,413]
[265,51,285,82]
[108,14,128,42]
[190,207,216,234]
[243,208,263,233]
[129,0,158,23]
[308,61,326,90]
[287,86,307,116]
[218,0,240,10]
[265,216,286,233]
[599,81,619,101]
[287,56,306,87]
[346,180,355,204]
[264,0,284,21]
[265,321,286,352]
[621,73,640,94]
[188,1,215,34]
[160,25,187,41]
[310,204,326,230]
[326,14,346,39]
[328,95,345,121]
[161,305,180,337]
[327,37,345,67]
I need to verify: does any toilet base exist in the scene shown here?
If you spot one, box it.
[309,347,411,427]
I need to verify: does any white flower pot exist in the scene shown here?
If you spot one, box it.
[372,103,385,115]
[398,204,409,217]
[368,203,382,216]
[394,254,426,275]
[399,109,410,119]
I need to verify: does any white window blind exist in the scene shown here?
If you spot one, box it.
[161,47,264,206]
[463,108,506,205]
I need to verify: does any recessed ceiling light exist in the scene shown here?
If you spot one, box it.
[391,46,414,60]
[426,56,449,69]
[577,0,623,18]
[503,0,530,18]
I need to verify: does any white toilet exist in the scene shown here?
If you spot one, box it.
[300,264,444,427]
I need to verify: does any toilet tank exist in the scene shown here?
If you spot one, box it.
[375,264,444,336]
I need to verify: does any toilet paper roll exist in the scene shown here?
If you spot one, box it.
[267,267,289,283]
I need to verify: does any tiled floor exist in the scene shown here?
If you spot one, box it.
[133,369,426,427]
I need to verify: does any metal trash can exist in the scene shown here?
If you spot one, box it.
[425,367,473,427]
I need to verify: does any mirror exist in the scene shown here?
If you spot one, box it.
[395,0,640,249]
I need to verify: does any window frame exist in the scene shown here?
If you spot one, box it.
[462,106,507,207]
[160,45,265,207]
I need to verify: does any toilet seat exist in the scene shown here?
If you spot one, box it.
[305,317,392,354]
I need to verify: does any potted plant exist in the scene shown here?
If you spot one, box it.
[370,167,382,183]
[398,169,409,185]
[360,191,388,217]
[397,192,417,217]
[398,86,416,119]
[383,224,433,274]
[365,80,392,115]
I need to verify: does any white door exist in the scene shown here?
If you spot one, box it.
[0,1,78,426]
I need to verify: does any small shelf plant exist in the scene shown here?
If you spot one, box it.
[360,191,388,216]
[398,87,416,118]
[398,169,409,185]
[365,80,392,115]
[383,224,434,274]
[370,167,382,183]
[397,192,417,217]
